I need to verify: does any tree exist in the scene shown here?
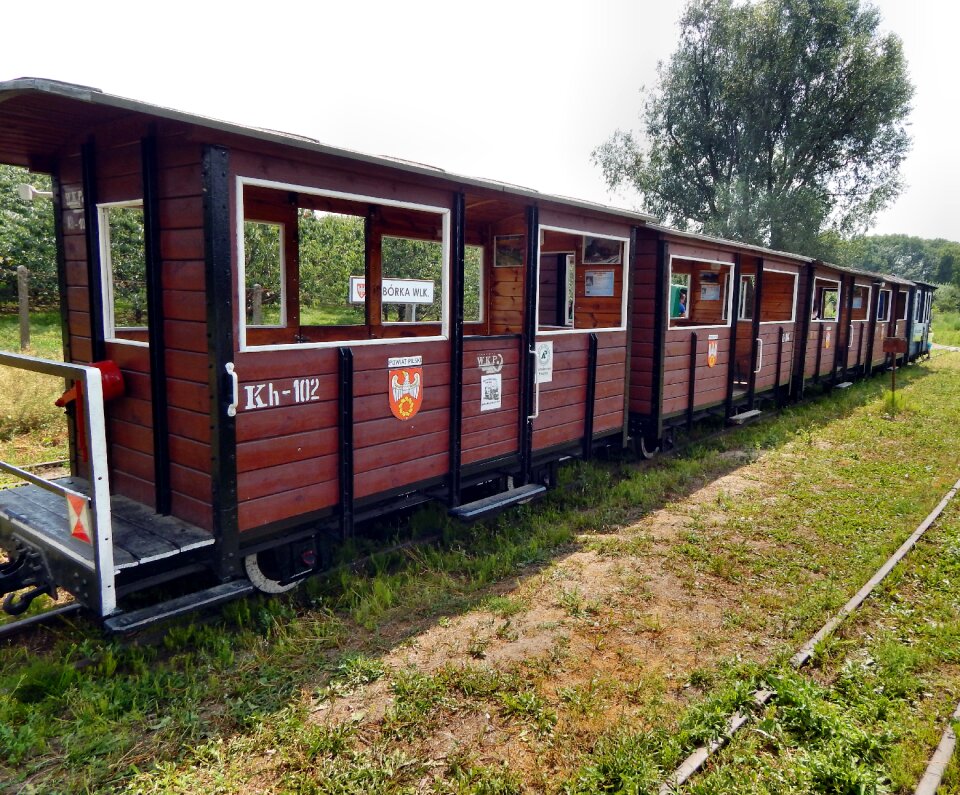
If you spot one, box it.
[594,0,913,254]
[0,165,57,308]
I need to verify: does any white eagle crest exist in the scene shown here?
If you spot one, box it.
[391,370,421,402]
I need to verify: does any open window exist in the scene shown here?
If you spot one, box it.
[850,284,871,322]
[759,269,797,323]
[668,258,733,329]
[876,289,891,322]
[895,290,908,321]
[536,229,627,332]
[812,278,840,322]
[99,201,148,345]
[238,180,470,350]
[737,275,755,321]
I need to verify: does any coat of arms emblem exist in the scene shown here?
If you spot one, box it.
[388,355,423,421]
[707,337,718,368]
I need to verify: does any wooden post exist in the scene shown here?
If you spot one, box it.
[17,265,29,351]
[251,284,263,325]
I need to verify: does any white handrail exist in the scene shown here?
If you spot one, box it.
[754,337,764,373]
[0,351,115,616]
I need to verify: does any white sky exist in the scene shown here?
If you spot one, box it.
[3,1,956,241]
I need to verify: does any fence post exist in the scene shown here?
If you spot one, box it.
[251,283,263,325]
[17,265,29,351]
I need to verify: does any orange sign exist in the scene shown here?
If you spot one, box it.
[707,337,718,368]
[66,493,91,544]
[388,355,423,421]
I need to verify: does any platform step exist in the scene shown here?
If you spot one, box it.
[450,484,547,522]
[728,409,762,425]
[104,580,254,633]
[834,381,854,389]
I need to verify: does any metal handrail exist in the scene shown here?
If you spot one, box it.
[0,351,116,616]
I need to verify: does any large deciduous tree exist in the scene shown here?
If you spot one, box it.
[594,0,913,254]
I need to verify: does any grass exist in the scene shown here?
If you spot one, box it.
[2,341,960,790]
[0,311,68,477]
[932,309,960,347]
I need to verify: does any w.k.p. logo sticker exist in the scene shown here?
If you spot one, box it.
[388,356,423,421]
[66,493,92,544]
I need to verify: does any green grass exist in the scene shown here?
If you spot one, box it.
[3,352,960,792]
[932,310,960,347]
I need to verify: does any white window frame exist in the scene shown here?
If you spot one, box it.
[811,277,841,324]
[465,243,485,324]
[243,220,287,329]
[850,283,872,323]
[896,290,908,321]
[98,199,148,348]
[876,288,892,322]
[535,225,630,336]
[758,267,798,325]
[737,274,755,321]
[237,177,451,352]
[667,255,735,331]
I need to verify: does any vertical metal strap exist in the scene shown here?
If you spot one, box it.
[51,174,79,476]
[142,134,171,514]
[651,239,668,441]
[583,333,598,460]
[519,205,539,485]
[687,332,698,430]
[202,145,239,578]
[621,227,638,447]
[338,347,354,539]
[80,140,106,363]
[792,262,816,401]
[747,259,763,410]
[448,193,465,508]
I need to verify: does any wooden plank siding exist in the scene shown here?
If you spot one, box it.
[461,336,521,465]
[58,127,212,529]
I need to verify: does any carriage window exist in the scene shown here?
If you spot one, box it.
[99,202,148,342]
[812,281,839,321]
[759,270,797,323]
[850,285,870,321]
[877,289,891,322]
[244,222,284,326]
[537,231,625,332]
[668,259,732,329]
[738,275,755,321]
[381,236,443,323]
[465,245,483,323]
[299,211,365,326]
[895,291,907,321]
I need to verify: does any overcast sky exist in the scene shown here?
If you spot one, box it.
[3,1,956,242]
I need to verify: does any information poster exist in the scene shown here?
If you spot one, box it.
[536,341,554,383]
[480,374,502,411]
[584,269,615,297]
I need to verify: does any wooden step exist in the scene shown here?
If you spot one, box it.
[449,484,547,522]
[104,580,254,633]
[834,381,853,389]
[727,409,762,425]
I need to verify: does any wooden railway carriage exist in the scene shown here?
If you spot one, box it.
[628,225,804,453]
[0,79,645,627]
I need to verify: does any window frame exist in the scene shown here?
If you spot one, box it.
[379,232,445,326]
[236,176,451,352]
[535,224,630,336]
[98,199,149,348]
[811,277,841,324]
[667,255,735,331]
[876,288,891,322]
[850,283,872,323]
[758,267,798,325]
[243,219,287,329]
[896,290,908,321]
[737,274,755,321]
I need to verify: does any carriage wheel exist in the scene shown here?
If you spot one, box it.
[244,550,300,594]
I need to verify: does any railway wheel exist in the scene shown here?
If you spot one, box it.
[243,549,301,594]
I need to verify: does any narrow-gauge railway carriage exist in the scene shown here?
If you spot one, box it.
[0,79,646,627]
[0,78,936,629]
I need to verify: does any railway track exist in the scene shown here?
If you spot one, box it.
[659,476,960,794]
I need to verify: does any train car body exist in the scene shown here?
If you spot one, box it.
[628,225,804,452]
[0,79,644,626]
[0,78,936,628]
[908,282,936,361]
